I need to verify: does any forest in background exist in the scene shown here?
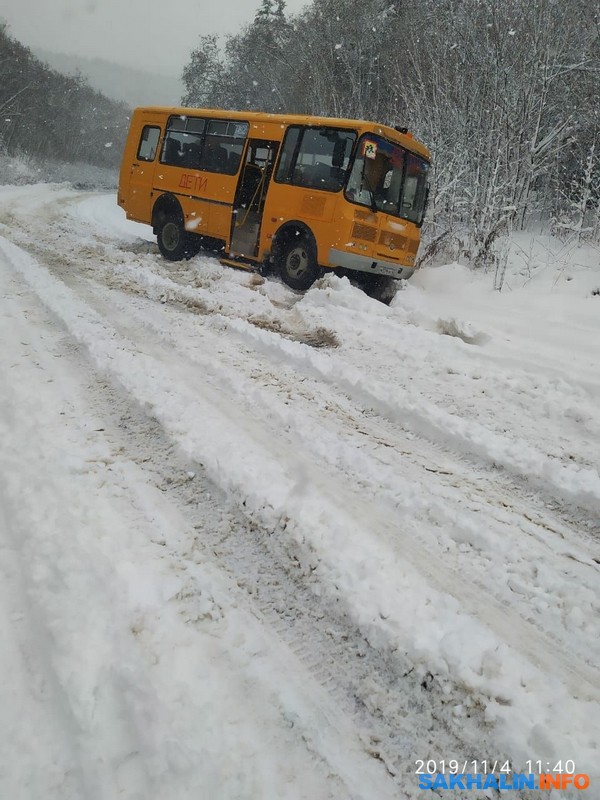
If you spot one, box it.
[183,0,600,267]
[0,22,129,180]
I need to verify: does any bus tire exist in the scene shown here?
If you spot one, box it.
[356,273,399,305]
[278,233,321,291]
[157,214,199,261]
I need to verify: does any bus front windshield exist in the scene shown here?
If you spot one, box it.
[346,135,430,225]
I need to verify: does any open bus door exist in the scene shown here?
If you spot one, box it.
[230,139,279,259]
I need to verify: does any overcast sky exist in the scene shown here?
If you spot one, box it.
[1,0,309,76]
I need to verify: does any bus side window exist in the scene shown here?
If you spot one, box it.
[199,120,248,175]
[182,142,202,168]
[201,136,230,172]
[275,126,355,191]
[137,126,161,162]
[162,135,183,165]
[160,115,205,167]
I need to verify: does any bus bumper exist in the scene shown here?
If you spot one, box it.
[328,248,415,280]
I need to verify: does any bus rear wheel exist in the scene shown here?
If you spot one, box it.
[278,234,321,291]
[157,215,199,261]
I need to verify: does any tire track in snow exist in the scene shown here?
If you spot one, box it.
[3,235,598,782]
[6,242,491,778]
[0,248,405,800]
[0,490,87,800]
[3,210,599,651]
[2,194,596,788]
[72,277,600,670]
[0,269,169,800]
[221,315,600,519]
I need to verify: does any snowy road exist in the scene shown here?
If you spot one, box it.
[0,184,598,799]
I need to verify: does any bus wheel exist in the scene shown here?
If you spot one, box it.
[356,273,399,305]
[278,234,321,291]
[157,215,198,261]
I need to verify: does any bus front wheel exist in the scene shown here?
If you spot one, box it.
[278,234,321,291]
[157,215,199,261]
[355,273,400,305]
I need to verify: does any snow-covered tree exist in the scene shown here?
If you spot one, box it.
[182,35,227,108]
[0,24,128,168]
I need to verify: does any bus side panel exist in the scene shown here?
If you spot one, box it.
[156,169,239,244]
[117,110,144,210]
[118,110,165,224]
[258,182,341,262]
[208,201,234,244]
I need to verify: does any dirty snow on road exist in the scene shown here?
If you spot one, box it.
[0,184,598,799]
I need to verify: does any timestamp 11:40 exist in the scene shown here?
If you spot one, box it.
[526,761,576,774]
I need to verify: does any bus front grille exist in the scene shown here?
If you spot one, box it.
[379,231,409,251]
[352,222,378,242]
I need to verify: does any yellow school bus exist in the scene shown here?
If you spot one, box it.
[118,107,430,290]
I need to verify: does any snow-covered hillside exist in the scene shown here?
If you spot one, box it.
[0,184,598,799]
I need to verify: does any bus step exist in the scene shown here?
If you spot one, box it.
[219,257,257,273]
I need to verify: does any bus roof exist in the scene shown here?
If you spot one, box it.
[134,106,431,161]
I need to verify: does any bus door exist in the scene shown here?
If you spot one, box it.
[230,139,279,258]
[126,114,163,223]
